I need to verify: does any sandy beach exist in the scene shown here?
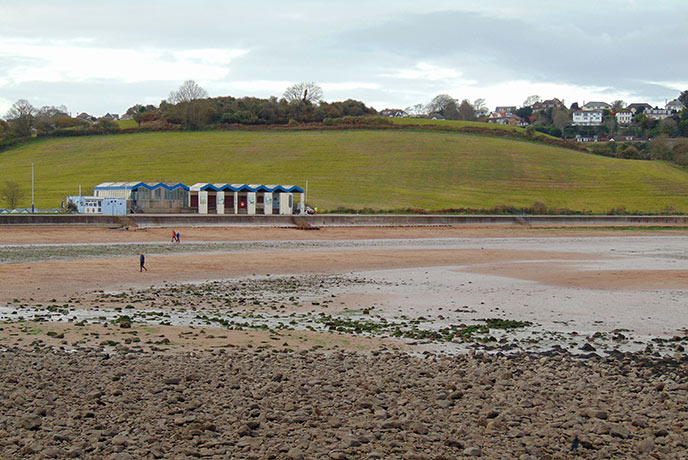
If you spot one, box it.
[1,225,686,458]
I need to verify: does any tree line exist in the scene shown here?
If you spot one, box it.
[0,81,377,145]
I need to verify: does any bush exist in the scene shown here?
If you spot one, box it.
[529,201,548,214]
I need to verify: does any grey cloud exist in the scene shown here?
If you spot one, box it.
[334,9,687,97]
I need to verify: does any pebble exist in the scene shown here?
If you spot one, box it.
[0,348,685,459]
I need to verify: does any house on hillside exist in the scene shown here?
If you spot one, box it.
[425,112,445,120]
[615,109,633,124]
[531,98,565,113]
[575,134,599,142]
[608,134,636,142]
[379,108,408,118]
[582,101,611,111]
[487,111,526,127]
[666,99,685,113]
[573,110,603,126]
[474,108,490,118]
[494,106,517,114]
[645,107,670,120]
[626,103,652,114]
[76,112,97,123]
[101,113,120,121]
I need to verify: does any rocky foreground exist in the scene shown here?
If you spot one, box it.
[0,348,686,460]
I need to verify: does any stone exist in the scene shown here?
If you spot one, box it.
[18,416,41,430]
[464,446,482,456]
[610,424,630,439]
[637,437,655,453]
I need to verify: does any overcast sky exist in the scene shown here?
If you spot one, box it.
[1,0,686,117]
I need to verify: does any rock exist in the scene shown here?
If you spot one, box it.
[444,437,463,448]
[464,446,482,456]
[18,415,41,430]
[163,377,181,385]
[111,434,128,446]
[587,409,608,420]
[409,422,429,435]
[580,343,596,352]
[610,424,630,439]
[637,437,655,453]
[286,447,303,460]
[654,427,668,437]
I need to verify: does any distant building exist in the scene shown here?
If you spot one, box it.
[101,113,120,121]
[487,111,526,126]
[474,108,490,118]
[666,99,685,113]
[582,101,611,111]
[645,107,670,120]
[626,103,652,114]
[615,109,633,124]
[425,112,445,120]
[575,134,599,142]
[379,108,408,118]
[65,196,127,215]
[76,112,96,123]
[495,106,517,114]
[573,110,603,126]
[531,98,565,113]
[608,134,637,142]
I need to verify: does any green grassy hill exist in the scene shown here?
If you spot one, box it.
[2,129,688,213]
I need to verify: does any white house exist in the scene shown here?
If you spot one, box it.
[666,99,685,113]
[573,110,603,126]
[582,101,611,111]
[645,107,670,120]
[379,108,408,118]
[615,109,633,124]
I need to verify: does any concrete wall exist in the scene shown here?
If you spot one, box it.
[2,214,688,228]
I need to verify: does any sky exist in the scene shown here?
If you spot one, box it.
[1,0,687,118]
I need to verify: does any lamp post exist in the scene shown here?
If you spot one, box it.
[31,163,34,213]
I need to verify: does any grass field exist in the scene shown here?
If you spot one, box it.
[115,119,138,129]
[388,117,524,133]
[2,129,688,213]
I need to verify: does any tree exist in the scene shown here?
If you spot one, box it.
[443,99,459,120]
[168,80,208,104]
[404,103,426,117]
[523,95,541,107]
[515,106,533,120]
[678,90,688,107]
[473,98,487,113]
[5,99,36,137]
[283,82,323,104]
[427,94,455,113]
[553,108,571,132]
[1,181,25,209]
[457,99,476,121]
[611,100,626,111]
[167,81,212,130]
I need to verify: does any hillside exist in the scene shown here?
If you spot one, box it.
[2,129,688,213]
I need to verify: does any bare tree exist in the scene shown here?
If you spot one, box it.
[473,98,487,113]
[611,100,626,111]
[523,95,541,107]
[427,94,456,113]
[283,82,323,104]
[168,80,208,104]
[1,182,25,209]
[404,103,427,117]
[5,99,36,137]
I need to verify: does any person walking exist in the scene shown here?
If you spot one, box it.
[176,231,181,243]
[139,253,147,272]
[171,230,177,243]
